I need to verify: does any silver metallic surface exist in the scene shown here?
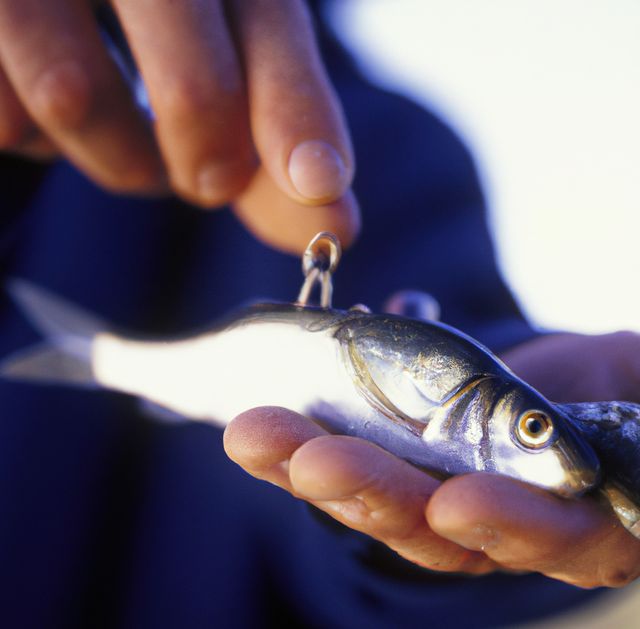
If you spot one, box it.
[297,232,341,309]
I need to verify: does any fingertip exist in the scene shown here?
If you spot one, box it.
[223,406,326,471]
[233,168,361,255]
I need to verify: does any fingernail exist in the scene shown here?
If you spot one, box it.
[442,524,500,552]
[288,140,350,201]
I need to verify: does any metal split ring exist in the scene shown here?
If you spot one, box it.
[296,232,342,309]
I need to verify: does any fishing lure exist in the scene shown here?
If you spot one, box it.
[2,233,638,536]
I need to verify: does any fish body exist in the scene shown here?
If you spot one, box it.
[2,282,600,501]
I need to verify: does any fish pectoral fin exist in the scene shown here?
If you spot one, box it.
[345,343,430,436]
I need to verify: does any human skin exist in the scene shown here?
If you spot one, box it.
[224,331,640,588]
[0,0,359,254]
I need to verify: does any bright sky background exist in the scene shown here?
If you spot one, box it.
[329,0,640,334]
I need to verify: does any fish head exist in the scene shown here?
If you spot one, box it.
[469,379,601,496]
[336,314,600,496]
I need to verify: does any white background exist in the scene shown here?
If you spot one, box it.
[330,0,640,334]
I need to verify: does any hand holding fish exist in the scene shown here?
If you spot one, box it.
[222,264,640,589]
[0,1,358,252]
[225,403,640,589]
[4,232,640,589]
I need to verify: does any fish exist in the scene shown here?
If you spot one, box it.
[1,280,602,505]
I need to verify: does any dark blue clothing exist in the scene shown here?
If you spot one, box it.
[0,31,602,629]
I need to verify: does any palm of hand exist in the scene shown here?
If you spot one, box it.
[224,331,640,588]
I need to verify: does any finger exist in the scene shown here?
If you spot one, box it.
[500,331,640,404]
[112,0,255,207]
[605,331,640,403]
[225,407,496,573]
[231,0,355,206]
[427,473,640,588]
[0,0,163,192]
[289,435,496,574]
[233,165,360,254]
[223,406,328,490]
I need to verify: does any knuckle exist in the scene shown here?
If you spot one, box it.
[160,76,242,121]
[30,60,93,129]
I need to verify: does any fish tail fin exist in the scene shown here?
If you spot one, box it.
[1,279,107,386]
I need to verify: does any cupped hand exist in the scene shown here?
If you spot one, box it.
[224,406,640,589]
[0,0,358,252]
[500,330,640,405]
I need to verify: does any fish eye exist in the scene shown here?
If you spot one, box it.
[515,410,554,449]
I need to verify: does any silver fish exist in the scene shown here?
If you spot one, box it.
[1,280,600,505]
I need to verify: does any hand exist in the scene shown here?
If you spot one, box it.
[500,330,640,404]
[224,330,640,588]
[0,1,358,253]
